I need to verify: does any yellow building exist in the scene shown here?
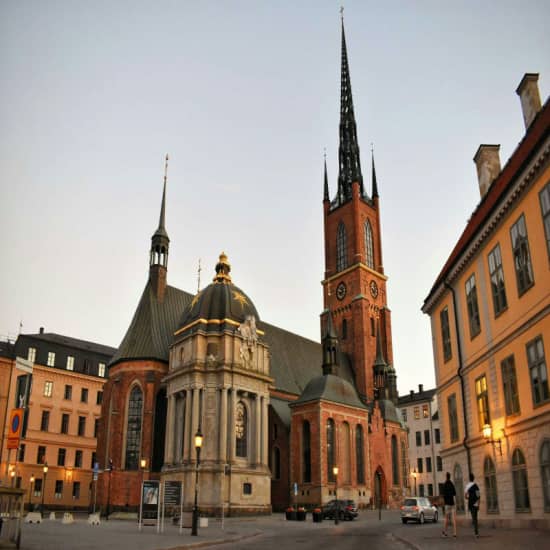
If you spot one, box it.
[423,74,549,527]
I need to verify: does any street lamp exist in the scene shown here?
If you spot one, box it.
[106,458,113,520]
[483,423,503,456]
[412,469,417,495]
[191,427,204,536]
[140,458,147,501]
[10,469,16,488]
[29,475,35,511]
[332,465,339,525]
[41,463,48,517]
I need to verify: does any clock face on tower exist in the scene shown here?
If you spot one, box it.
[336,282,347,301]
[370,280,379,299]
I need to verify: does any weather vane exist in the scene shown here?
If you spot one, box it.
[197,258,202,293]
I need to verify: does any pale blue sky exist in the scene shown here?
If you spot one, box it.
[1,1,549,395]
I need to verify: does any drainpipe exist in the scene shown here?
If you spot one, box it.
[444,282,472,477]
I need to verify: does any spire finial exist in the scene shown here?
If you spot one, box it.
[197,258,202,292]
[213,252,232,283]
[340,5,344,21]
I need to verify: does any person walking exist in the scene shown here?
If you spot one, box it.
[441,472,457,537]
[465,473,480,538]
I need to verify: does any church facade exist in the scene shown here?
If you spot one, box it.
[96,20,408,515]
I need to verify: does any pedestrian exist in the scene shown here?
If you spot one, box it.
[441,472,457,537]
[464,472,480,538]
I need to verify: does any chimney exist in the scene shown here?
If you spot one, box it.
[473,145,501,198]
[516,73,541,129]
[418,384,423,393]
[39,327,44,334]
[409,389,414,398]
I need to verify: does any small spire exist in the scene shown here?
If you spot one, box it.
[371,146,379,199]
[197,258,202,292]
[374,319,387,368]
[323,149,329,202]
[213,252,232,283]
[153,154,169,239]
[322,308,340,375]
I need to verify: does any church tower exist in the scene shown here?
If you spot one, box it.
[322,17,395,404]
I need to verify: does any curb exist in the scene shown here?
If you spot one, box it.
[163,529,263,550]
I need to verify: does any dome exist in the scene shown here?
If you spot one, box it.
[176,253,260,336]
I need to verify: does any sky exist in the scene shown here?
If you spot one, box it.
[1,1,549,396]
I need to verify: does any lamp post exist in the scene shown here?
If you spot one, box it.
[106,458,113,520]
[412,469,417,495]
[29,475,35,511]
[41,463,48,517]
[191,427,203,536]
[140,458,147,500]
[483,423,503,455]
[332,465,339,525]
[10,469,16,488]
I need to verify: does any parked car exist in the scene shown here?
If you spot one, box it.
[322,499,358,520]
[400,497,438,524]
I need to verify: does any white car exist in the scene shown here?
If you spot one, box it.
[400,497,438,524]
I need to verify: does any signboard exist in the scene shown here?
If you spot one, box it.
[163,481,181,506]
[142,480,160,521]
[7,408,23,449]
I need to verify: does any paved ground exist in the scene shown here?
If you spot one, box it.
[8,510,549,550]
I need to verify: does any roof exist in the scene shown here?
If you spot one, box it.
[397,388,437,406]
[292,373,367,409]
[423,97,550,311]
[19,332,116,358]
[270,396,292,427]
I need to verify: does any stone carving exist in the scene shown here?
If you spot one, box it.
[238,315,258,367]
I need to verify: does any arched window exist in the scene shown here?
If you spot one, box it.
[125,385,143,470]
[484,455,498,513]
[364,220,374,269]
[272,446,281,480]
[235,401,248,457]
[342,319,347,340]
[512,448,530,511]
[391,435,399,485]
[342,422,351,484]
[327,418,335,482]
[454,463,465,512]
[355,425,365,484]
[541,440,550,511]
[302,421,311,483]
[336,223,348,272]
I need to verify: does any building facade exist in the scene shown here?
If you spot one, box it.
[0,330,114,511]
[423,74,549,527]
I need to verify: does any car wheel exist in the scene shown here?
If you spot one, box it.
[433,511,438,523]
[402,518,407,524]
[419,513,424,524]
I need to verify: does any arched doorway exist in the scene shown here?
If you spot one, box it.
[374,467,387,507]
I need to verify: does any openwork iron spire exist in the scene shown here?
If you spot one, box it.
[371,146,379,199]
[337,15,364,203]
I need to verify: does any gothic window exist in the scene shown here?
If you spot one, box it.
[124,385,143,470]
[488,244,508,316]
[510,214,534,295]
[501,355,520,415]
[302,421,311,483]
[356,425,365,484]
[540,439,550,511]
[327,418,335,482]
[465,274,481,338]
[512,448,530,511]
[391,435,399,485]
[235,401,248,458]
[336,222,348,272]
[484,455,499,513]
[364,220,374,269]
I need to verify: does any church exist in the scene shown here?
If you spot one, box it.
[96,19,408,515]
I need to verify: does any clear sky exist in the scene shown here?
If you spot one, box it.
[1,1,549,396]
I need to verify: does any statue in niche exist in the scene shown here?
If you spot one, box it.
[238,315,258,367]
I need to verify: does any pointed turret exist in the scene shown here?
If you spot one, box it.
[322,310,340,376]
[323,154,330,202]
[371,149,379,199]
[336,16,364,204]
[373,320,387,397]
[149,154,170,301]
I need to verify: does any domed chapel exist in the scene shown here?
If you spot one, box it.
[96,18,408,515]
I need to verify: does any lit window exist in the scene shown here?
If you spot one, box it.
[440,307,452,361]
[510,214,534,295]
[47,352,56,367]
[336,222,348,272]
[465,274,481,338]
[27,347,36,362]
[488,244,508,316]
[414,406,420,420]
[98,362,106,377]
[475,375,490,429]
[526,336,549,406]
[422,404,429,418]
[540,182,550,260]
[66,356,74,370]
[44,381,53,397]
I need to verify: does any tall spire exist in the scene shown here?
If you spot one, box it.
[323,150,329,202]
[371,146,379,198]
[154,154,169,239]
[337,12,364,203]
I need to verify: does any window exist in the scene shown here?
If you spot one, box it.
[44,381,53,397]
[540,182,550,260]
[465,274,481,338]
[428,483,433,496]
[34,478,43,496]
[336,222,348,271]
[37,446,46,464]
[527,336,549,406]
[47,352,56,366]
[501,355,520,415]
[414,406,420,420]
[364,220,374,269]
[356,425,365,484]
[541,439,550,512]
[96,391,103,405]
[401,409,407,423]
[72,481,81,499]
[488,244,508,316]
[436,456,443,472]
[243,482,252,495]
[78,416,86,437]
[272,447,281,480]
[61,413,69,434]
[54,480,63,499]
[81,388,88,403]
[302,421,311,483]
[475,375,490,429]
[419,484,425,497]
[18,443,25,462]
[512,448,530,511]
[448,394,459,443]
[57,448,66,467]
[434,428,441,444]
[64,385,72,400]
[510,214,534,295]
[440,307,452,361]
[415,431,422,447]
[98,362,106,377]
[424,430,430,445]
[235,401,248,458]
[40,410,50,431]
[417,457,423,473]
[125,386,143,470]
[66,356,74,371]
[422,404,429,418]
[94,418,99,438]
[27,347,36,362]
[426,457,432,473]
[75,450,83,468]
[327,418,335,482]
[391,436,399,485]
[484,456,499,513]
